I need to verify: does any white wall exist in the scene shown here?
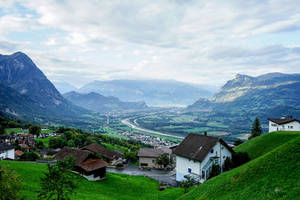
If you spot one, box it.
[176,155,201,181]
[269,121,300,132]
[0,149,15,160]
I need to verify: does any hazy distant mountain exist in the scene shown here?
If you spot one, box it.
[64,91,148,113]
[188,73,300,118]
[53,81,78,94]
[78,79,212,106]
[0,52,88,120]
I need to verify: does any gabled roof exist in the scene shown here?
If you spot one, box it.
[79,159,108,172]
[173,133,233,162]
[137,148,164,158]
[0,143,14,151]
[54,147,92,166]
[80,143,120,160]
[268,116,300,125]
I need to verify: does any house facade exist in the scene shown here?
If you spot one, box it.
[173,134,233,183]
[0,143,15,160]
[137,147,171,169]
[268,116,300,132]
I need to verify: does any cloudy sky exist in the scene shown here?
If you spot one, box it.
[1,0,300,88]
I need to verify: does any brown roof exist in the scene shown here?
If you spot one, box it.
[81,143,120,160]
[79,159,108,172]
[15,150,24,156]
[54,147,93,165]
[268,116,300,125]
[173,133,233,162]
[137,148,164,158]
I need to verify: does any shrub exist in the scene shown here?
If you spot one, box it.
[232,152,250,167]
[20,152,39,161]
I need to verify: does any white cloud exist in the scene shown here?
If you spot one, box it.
[0,0,299,87]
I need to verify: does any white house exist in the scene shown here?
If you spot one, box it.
[173,133,233,183]
[268,116,300,133]
[0,143,15,160]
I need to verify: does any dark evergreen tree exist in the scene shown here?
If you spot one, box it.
[249,117,262,140]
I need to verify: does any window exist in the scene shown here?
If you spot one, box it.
[288,126,293,129]
[152,160,155,163]
[223,156,225,159]
[211,149,214,153]
[202,171,205,179]
[141,163,148,167]
[188,168,192,173]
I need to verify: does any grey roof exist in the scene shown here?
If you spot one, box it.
[173,133,233,162]
[268,116,300,125]
[137,148,164,158]
[0,143,14,151]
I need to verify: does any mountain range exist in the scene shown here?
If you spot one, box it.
[53,81,78,94]
[188,73,300,120]
[0,52,89,122]
[76,79,213,106]
[63,91,148,113]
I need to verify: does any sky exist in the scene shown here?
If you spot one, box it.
[0,0,300,88]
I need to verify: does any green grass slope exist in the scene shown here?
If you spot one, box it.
[179,132,300,200]
[234,131,300,159]
[1,161,183,200]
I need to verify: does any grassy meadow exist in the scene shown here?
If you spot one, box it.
[1,161,183,200]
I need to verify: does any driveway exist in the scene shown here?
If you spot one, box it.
[107,165,178,186]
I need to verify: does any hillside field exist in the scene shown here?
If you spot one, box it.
[1,161,183,200]
[178,131,300,200]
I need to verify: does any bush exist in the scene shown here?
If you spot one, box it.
[223,157,234,171]
[209,164,221,179]
[20,152,39,161]
[232,152,250,167]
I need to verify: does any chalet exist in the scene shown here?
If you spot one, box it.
[55,147,108,181]
[268,116,300,132]
[0,143,15,160]
[80,143,122,163]
[173,133,233,183]
[137,147,171,169]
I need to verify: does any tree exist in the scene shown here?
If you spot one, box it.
[223,157,233,171]
[156,154,171,168]
[0,164,22,200]
[20,152,39,161]
[209,164,221,179]
[232,152,250,167]
[180,177,194,193]
[249,117,262,140]
[38,157,78,200]
[0,125,6,135]
[36,141,45,149]
[29,125,41,137]
[234,139,244,146]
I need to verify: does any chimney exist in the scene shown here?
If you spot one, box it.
[204,131,207,136]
